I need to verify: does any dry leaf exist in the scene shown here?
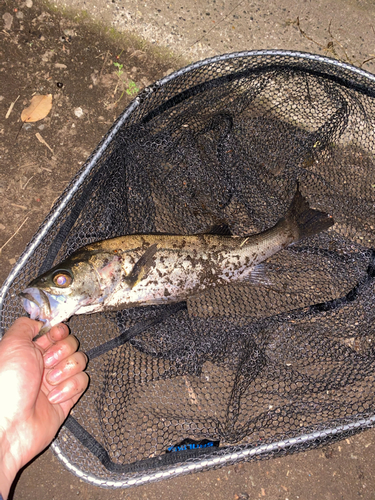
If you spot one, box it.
[21,94,52,123]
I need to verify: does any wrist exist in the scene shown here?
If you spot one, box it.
[0,424,20,499]
[0,457,15,500]
[0,466,13,500]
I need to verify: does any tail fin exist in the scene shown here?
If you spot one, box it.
[285,185,334,241]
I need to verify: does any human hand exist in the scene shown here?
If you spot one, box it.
[0,318,89,499]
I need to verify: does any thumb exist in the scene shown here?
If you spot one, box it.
[2,317,42,345]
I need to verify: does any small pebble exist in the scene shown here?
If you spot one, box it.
[25,0,33,7]
[74,107,84,118]
[41,50,54,62]
[163,68,174,77]
[16,11,24,19]
[2,13,13,30]
[9,258,16,265]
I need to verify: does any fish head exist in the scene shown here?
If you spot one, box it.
[20,251,122,332]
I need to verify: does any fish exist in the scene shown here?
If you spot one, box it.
[20,186,334,338]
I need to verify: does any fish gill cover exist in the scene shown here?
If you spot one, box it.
[1,51,375,487]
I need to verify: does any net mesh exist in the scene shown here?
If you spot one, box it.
[1,52,375,486]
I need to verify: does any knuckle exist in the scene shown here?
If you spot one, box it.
[81,352,89,367]
[70,335,80,351]
[70,376,81,393]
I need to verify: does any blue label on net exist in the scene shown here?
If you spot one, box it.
[166,438,220,453]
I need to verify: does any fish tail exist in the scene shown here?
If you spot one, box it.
[285,185,334,241]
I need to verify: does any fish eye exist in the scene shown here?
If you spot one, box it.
[52,271,73,288]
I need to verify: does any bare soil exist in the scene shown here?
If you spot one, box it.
[0,0,181,285]
[2,1,375,500]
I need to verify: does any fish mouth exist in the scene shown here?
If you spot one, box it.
[20,287,52,321]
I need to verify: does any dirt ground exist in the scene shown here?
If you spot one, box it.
[2,0,375,499]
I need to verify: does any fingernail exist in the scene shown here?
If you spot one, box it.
[47,368,62,383]
[44,354,54,367]
[44,347,63,367]
[44,351,59,367]
[48,389,64,404]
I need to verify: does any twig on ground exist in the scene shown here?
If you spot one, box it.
[0,217,29,254]
[99,50,110,76]
[10,203,28,209]
[5,95,20,119]
[35,132,54,154]
[22,174,36,190]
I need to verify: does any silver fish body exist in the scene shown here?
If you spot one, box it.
[20,187,334,336]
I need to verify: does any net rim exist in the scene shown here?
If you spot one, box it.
[51,413,375,488]
[156,49,375,87]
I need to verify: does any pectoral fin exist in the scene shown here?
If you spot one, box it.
[245,263,272,286]
[125,243,158,288]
